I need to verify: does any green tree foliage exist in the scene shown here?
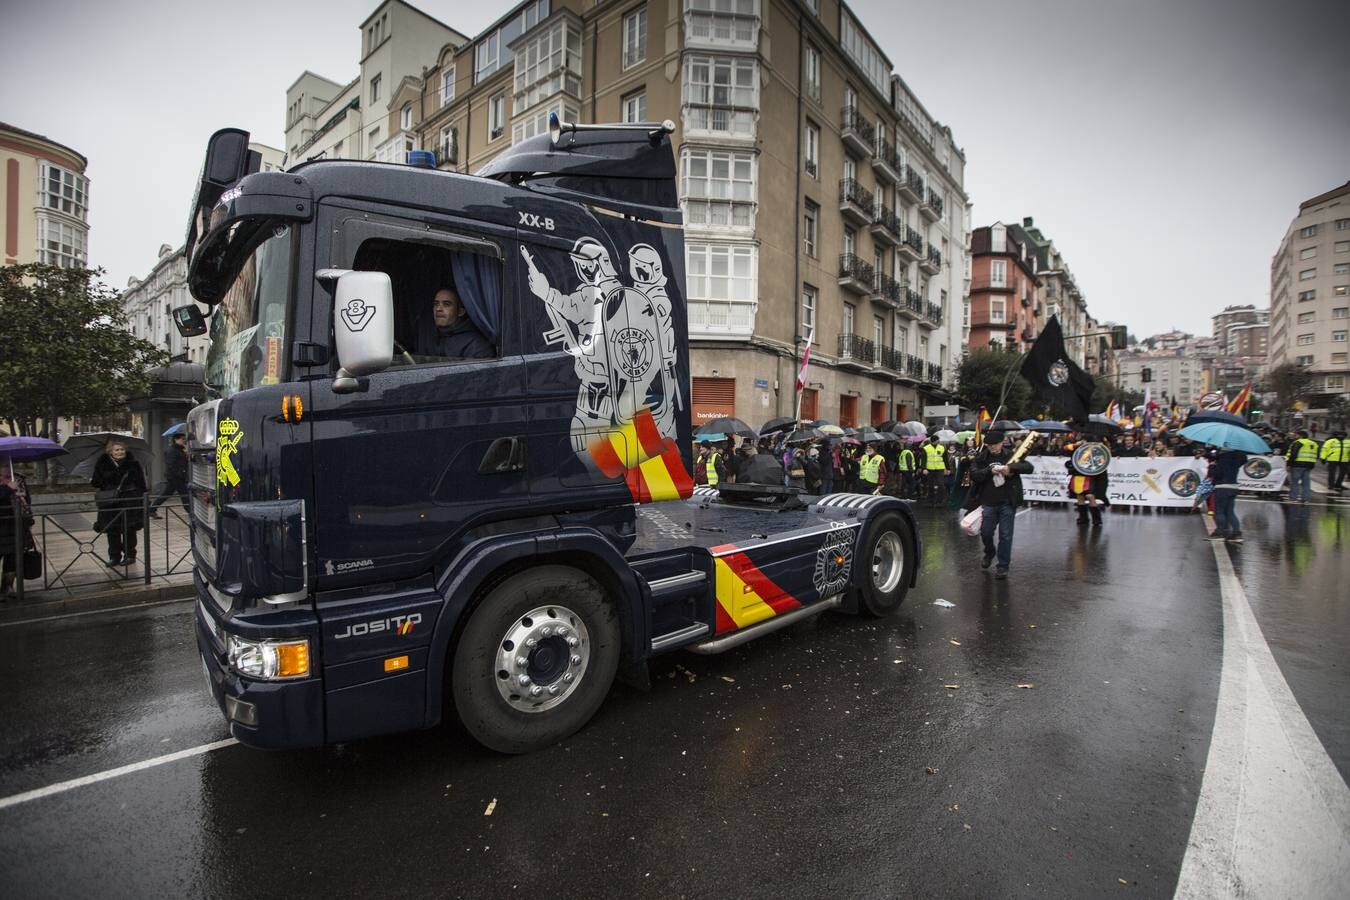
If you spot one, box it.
[1090,375,1143,414]
[1263,363,1312,417]
[1326,395,1350,429]
[0,264,166,437]
[956,347,1032,419]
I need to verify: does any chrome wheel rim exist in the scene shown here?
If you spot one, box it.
[871,531,904,594]
[494,605,590,714]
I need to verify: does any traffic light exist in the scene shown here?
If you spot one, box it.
[1110,325,1128,350]
[1141,367,1152,383]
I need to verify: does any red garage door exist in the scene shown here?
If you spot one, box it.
[692,377,736,424]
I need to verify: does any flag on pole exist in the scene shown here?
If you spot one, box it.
[1142,386,1153,436]
[1104,399,1119,420]
[975,406,992,445]
[1018,316,1096,424]
[1226,382,1252,417]
[795,326,814,392]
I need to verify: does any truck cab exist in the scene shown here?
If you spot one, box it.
[186,121,920,753]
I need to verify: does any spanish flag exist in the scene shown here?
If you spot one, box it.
[1226,382,1252,417]
[586,407,694,503]
[1104,399,1119,420]
[975,406,993,445]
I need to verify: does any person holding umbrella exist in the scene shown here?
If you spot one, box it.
[0,467,35,599]
[91,438,149,568]
[149,432,190,518]
[1208,446,1249,544]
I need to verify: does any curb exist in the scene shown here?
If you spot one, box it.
[0,581,196,625]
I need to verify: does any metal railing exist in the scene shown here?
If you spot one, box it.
[926,302,944,326]
[8,494,195,601]
[873,205,903,240]
[838,252,875,284]
[874,271,904,303]
[904,226,924,254]
[926,247,942,269]
[839,177,874,212]
[925,189,945,217]
[840,105,875,145]
[838,333,877,364]
[904,164,925,196]
[905,287,924,314]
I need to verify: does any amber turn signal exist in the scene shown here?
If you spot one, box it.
[281,394,305,423]
[275,641,310,678]
[384,655,410,673]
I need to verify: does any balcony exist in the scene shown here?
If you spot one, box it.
[897,225,924,263]
[971,317,1018,331]
[920,246,941,275]
[898,164,924,204]
[920,189,943,222]
[879,346,904,372]
[925,303,944,327]
[873,271,903,309]
[906,354,926,380]
[870,205,902,246]
[871,138,901,184]
[839,177,874,225]
[838,333,876,369]
[840,106,874,158]
[970,277,1015,292]
[898,287,924,319]
[838,253,875,295]
[926,363,943,384]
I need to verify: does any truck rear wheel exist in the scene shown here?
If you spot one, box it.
[451,565,620,754]
[855,512,912,616]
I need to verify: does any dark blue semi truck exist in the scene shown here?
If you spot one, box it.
[182,120,920,753]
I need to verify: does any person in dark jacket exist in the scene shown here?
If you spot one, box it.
[91,440,148,568]
[416,287,493,359]
[1208,448,1249,543]
[1,468,34,599]
[149,433,189,517]
[969,428,1034,579]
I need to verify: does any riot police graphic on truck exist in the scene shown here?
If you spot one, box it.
[178,118,921,754]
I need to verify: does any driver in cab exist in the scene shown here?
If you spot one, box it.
[417,286,492,359]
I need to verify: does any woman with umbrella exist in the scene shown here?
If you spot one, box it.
[91,437,149,568]
[1178,420,1271,544]
[0,465,35,599]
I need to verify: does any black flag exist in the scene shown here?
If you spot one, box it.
[1019,315,1095,424]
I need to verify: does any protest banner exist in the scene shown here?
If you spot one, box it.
[1021,454,1287,507]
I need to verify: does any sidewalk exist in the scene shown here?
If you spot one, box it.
[2,493,196,623]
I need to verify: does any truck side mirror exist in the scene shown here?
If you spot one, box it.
[332,271,393,393]
[172,305,208,337]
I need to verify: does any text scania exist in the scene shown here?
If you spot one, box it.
[334,612,423,640]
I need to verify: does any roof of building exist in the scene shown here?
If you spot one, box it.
[0,121,87,168]
[1299,180,1350,211]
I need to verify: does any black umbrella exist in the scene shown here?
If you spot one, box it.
[62,432,152,478]
[696,417,756,438]
[876,420,901,432]
[1186,409,1248,427]
[855,428,887,444]
[784,428,822,444]
[989,420,1024,432]
[1080,415,1123,437]
[758,416,797,436]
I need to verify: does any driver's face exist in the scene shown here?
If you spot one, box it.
[432,289,461,327]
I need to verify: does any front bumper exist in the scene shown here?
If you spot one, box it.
[196,588,325,750]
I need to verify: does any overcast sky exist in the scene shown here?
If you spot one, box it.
[3,0,1346,338]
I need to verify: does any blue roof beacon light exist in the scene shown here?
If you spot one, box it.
[406,150,436,168]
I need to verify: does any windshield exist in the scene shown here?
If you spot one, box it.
[205,224,294,398]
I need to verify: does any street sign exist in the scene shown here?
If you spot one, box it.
[924,404,960,418]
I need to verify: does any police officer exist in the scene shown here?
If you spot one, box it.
[1286,429,1319,503]
[897,442,918,499]
[706,442,728,487]
[1320,430,1347,492]
[858,442,887,494]
[922,435,949,507]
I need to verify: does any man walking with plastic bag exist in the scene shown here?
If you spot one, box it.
[968,428,1033,580]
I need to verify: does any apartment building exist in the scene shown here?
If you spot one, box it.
[1116,351,1200,406]
[283,2,469,164]
[1269,180,1350,402]
[1011,217,1095,367]
[1,122,89,269]
[968,223,1038,352]
[288,0,970,427]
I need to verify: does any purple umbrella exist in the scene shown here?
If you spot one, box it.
[0,436,69,478]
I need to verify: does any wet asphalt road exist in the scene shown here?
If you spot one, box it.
[1,499,1347,898]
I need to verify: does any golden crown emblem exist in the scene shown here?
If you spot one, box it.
[218,419,240,436]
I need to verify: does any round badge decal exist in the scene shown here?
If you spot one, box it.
[1048,359,1070,387]
[1168,469,1200,497]
[1243,458,1271,480]
[1071,442,1112,476]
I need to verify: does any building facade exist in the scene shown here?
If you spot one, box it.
[287,0,969,427]
[968,223,1038,352]
[1116,349,1200,406]
[1,122,89,269]
[1269,180,1350,403]
[1012,216,1096,367]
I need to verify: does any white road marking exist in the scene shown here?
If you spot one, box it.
[0,597,193,628]
[1174,541,1350,898]
[0,738,238,812]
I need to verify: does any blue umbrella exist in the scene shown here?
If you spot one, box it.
[1021,419,1070,433]
[162,422,187,437]
[1179,422,1272,454]
[694,433,727,443]
[0,436,69,478]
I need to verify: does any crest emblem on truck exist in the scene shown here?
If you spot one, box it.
[216,418,244,487]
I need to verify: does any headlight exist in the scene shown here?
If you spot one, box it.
[227,635,310,680]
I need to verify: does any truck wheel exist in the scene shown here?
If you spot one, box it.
[452,565,620,754]
[856,512,912,616]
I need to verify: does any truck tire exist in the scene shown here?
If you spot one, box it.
[855,511,912,616]
[451,565,620,754]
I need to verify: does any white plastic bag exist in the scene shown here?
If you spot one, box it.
[959,506,983,537]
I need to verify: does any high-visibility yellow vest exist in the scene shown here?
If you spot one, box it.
[898,448,916,472]
[1320,438,1349,463]
[859,454,883,484]
[923,443,946,470]
[707,452,722,485]
[1292,439,1318,465]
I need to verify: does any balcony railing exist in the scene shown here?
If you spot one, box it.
[839,177,874,224]
[874,271,903,307]
[872,138,901,182]
[926,363,943,384]
[906,355,926,379]
[921,246,942,274]
[838,253,875,295]
[926,189,945,218]
[970,277,1015,292]
[905,226,924,255]
[838,333,876,365]
[905,165,925,197]
[926,303,944,326]
[879,346,904,372]
[920,188,943,221]
[840,106,874,157]
[870,205,902,244]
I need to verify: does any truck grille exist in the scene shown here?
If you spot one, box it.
[192,462,215,490]
[192,494,217,531]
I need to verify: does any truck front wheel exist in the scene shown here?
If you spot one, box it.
[451,565,620,754]
[855,511,913,616]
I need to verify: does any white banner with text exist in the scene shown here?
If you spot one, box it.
[1020,455,1287,507]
